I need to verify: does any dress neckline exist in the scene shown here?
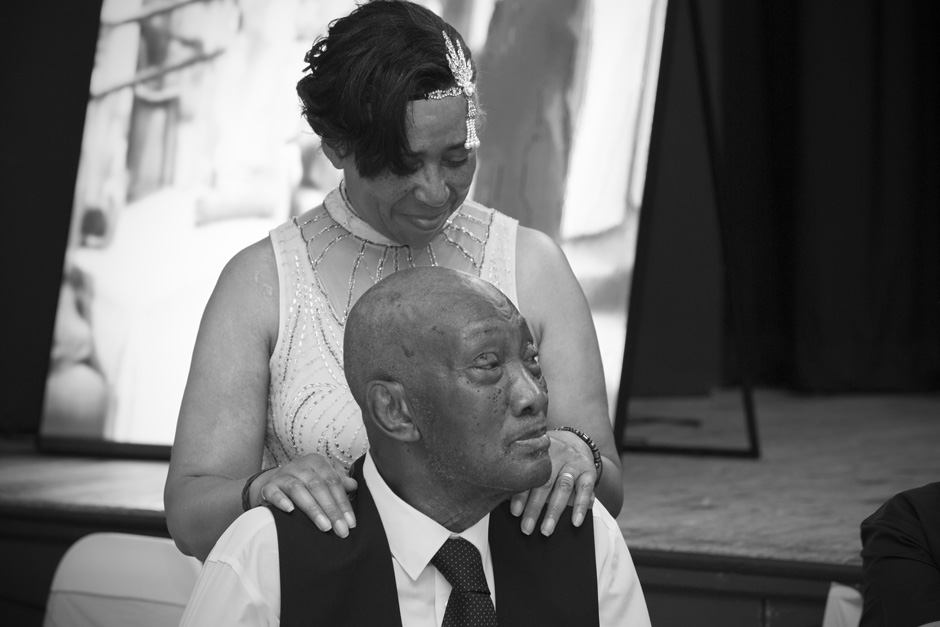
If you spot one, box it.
[321,185,462,248]
[322,186,400,247]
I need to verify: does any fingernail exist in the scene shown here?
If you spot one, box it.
[510,501,523,517]
[315,514,331,531]
[334,519,349,538]
[345,512,357,528]
[541,518,556,536]
[521,518,535,535]
[573,511,584,527]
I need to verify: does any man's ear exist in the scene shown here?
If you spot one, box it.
[365,381,421,443]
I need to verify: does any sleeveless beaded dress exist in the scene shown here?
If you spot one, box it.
[262,186,518,469]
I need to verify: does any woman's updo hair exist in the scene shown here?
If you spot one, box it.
[297,0,476,179]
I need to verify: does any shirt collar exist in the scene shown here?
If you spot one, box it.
[364,453,490,582]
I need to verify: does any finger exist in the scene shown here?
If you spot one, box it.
[510,491,529,517]
[260,483,299,515]
[519,480,553,536]
[306,472,354,536]
[281,476,350,537]
[340,474,359,493]
[331,473,358,529]
[540,470,577,536]
[262,480,331,531]
[329,459,359,528]
[569,472,596,528]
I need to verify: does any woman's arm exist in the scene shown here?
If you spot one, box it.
[164,239,280,560]
[164,239,355,561]
[513,226,624,534]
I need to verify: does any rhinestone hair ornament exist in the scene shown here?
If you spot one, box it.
[425,31,480,150]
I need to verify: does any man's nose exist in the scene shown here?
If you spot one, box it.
[509,365,548,417]
[413,166,450,207]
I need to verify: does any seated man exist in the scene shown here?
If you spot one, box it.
[860,481,940,627]
[179,267,650,626]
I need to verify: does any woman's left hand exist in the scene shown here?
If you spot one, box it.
[510,429,597,535]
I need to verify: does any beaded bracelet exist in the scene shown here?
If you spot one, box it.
[554,426,603,485]
[241,467,276,511]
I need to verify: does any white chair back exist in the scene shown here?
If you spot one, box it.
[821,581,863,627]
[43,532,202,627]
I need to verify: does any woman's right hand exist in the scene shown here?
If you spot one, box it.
[253,453,359,537]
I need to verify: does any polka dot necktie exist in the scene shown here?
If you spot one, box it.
[431,537,499,626]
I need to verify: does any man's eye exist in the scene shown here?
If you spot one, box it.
[524,345,542,374]
[528,359,542,376]
[523,343,539,363]
[474,353,499,369]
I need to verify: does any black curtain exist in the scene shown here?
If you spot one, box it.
[0,1,103,435]
[721,0,940,392]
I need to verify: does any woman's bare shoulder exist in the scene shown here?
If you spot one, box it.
[516,224,563,257]
[206,236,280,341]
[515,226,581,302]
[222,237,277,283]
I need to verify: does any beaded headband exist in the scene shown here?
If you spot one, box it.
[425,31,480,150]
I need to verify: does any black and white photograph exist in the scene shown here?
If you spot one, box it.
[1,1,938,626]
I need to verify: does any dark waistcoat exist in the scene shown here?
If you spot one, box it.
[274,457,600,626]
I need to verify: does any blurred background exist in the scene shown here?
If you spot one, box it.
[2,0,668,448]
[1,0,937,448]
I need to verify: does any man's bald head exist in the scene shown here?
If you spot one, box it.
[343,267,516,412]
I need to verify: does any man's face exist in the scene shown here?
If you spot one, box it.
[408,285,552,497]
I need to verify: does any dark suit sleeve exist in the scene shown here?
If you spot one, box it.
[859,482,940,627]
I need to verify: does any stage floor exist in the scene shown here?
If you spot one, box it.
[616,388,940,568]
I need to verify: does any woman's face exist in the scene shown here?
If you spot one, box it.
[341,96,477,248]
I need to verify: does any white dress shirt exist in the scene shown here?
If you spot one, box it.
[179,454,651,627]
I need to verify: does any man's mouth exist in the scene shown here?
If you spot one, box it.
[511,429,550,455]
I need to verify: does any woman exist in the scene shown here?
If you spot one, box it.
[165,0,623,561]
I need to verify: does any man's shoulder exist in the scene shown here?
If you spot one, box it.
[589,500,630,560]
[590,500,622,536]
[863,481,940,530]
[205,506,278,567]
